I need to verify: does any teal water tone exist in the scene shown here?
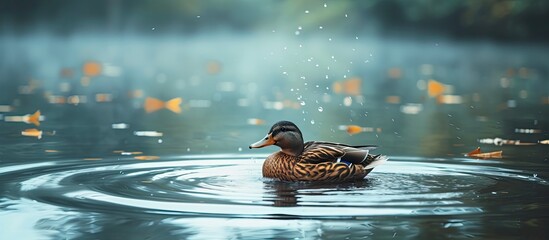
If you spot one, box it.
[1,4,549,239]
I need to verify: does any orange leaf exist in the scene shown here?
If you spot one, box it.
[466,147,481,157]
[467,147,503,159]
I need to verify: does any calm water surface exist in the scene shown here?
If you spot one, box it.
[1,35,548,239]
[1,154,548,239]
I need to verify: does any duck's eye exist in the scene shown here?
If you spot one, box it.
[264,137,268,140]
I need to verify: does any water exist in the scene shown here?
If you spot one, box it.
[1,154,548,239]
[1,34,549,239]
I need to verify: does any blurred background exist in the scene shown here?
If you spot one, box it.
[0,0,548,160]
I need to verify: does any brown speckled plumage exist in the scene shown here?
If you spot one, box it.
[250,121,387,182]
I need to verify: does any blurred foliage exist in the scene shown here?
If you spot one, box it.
[1,0,548,41]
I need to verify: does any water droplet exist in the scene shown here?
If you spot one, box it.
[324,3,327,7]
[300,101,306,106]
[151,27,155,30]
[319,26,323,29]
[238,147,242,152]
[355,36,359,40]
[295,31,300,35]
[305,10,309,14]
[345,14,348,18]
[197,15,201,18]
[186,148,191,152]
[158,139,163,143]
[343,97,352,106]
[318,107,324,112]
[310,120,315,124]
[298,26,302,30]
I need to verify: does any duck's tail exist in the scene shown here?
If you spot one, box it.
[363,154,388,170]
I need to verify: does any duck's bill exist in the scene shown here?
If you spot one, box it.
[249,134,275,149]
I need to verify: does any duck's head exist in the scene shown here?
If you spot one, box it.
[249,121,304,156]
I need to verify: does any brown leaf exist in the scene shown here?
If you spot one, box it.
[466,147,481,156]
[467,147,503,159]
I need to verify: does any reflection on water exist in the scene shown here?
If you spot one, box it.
[1,155,548,239]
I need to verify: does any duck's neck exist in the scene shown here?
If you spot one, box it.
[280,146,303,157]
[278,140,304,157]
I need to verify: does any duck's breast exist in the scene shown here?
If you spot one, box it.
[262,152,298,180]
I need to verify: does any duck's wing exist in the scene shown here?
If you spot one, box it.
[300,141,378,165]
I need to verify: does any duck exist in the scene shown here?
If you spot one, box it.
[249,120,388,182]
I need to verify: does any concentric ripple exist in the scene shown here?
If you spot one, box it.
[1,155,547,219]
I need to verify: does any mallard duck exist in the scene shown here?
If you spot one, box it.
[249,121,388,182]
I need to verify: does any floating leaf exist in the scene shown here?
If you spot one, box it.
[83,61,102,77]
[134,156,160,160]
[466,147,481,156]
[144,97,182,113]
[467,147,503,159]
[428,79,445,97]
[21,128,42,139]
[338,125,381,135]
[332,77,361,95]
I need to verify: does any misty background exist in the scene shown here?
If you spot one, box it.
[0,0,547,159]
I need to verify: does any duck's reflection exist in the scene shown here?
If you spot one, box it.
[262,179,372,207]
